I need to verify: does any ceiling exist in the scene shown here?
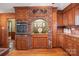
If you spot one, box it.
[0,3,70,13]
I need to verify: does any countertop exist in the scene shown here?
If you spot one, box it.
[64,33,79,38]
[57,32,79,38]
[57,32,79,45]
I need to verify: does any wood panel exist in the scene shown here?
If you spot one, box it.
[0,13,15,48]
[52,8,57,47]
[57,10,63,26]
[75,5,79,25]
[15,35,28,50]
[32,34,48,48]
[68,8,75,25]
[57,33,64,48]
[0,15,2,47]
[57,10,63,33]
[63,3,79,13]
[15,7,28,20]
[76,44,79,56]
[63,11,68,26]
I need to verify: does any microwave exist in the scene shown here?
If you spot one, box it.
[16,21,28,35]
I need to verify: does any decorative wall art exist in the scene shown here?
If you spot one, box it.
[32,19,48,34]
[32,9,48,14]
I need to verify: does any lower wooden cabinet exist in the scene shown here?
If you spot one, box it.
[15,35,28,50]
[57,33,79,56]
[57,34,64,48]
[76,44,79,56]
[32,34,48,48]
[15,34,48,49]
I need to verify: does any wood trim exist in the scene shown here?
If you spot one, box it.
[63,3,79,13]
[14,6,57,9]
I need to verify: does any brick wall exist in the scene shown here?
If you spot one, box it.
[15,6,57,48]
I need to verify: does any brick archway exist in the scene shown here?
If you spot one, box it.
[27,17,53,49]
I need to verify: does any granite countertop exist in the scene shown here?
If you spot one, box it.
[0,48,9,56]
[63,33,79,38]
[57,32,79,38]
[57,32,79,45]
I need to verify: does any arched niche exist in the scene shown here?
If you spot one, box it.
[31,19,49,34]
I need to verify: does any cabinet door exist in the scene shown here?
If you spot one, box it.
[71,41,77,56]
[56,34,60,47]
[32,34,48,48]
[58,34,64,48]
[75,6,79,25]
[66,37,73,55]
[63,35,68,50]
[76,44,79,56]
[57,12,63,26]
[68,9,75,25]
[16,35,28,50]
[16,37,22,49]
[63,12,68,26]
[74,37,79,56]
[21,36,28,49]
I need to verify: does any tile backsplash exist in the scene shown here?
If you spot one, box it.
[71,28,79,35]
[64,28,71,34]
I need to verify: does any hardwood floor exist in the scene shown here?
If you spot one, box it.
[7,48,69,56]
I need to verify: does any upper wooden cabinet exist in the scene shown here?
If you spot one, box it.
[68,8,75,25]
[57,11,63,26]
[63,8,75,26]
[63,12,68,26]
[75,6,79,25]
[62,4,79,26]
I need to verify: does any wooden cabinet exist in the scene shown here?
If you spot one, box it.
[63,12,68,26]
[57,11,63,26]
[68,9,75,25]
[57,33,79,56]
[64,36,76,56]
[75,6,79,25]
[15,35,28,50]
[63,9,75,26]
[62,4,79,26]
[76,44,79,56]
[63,35,78,56]
[32,34,48,48]
[57,11,63,33]
[57,34,64,48]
